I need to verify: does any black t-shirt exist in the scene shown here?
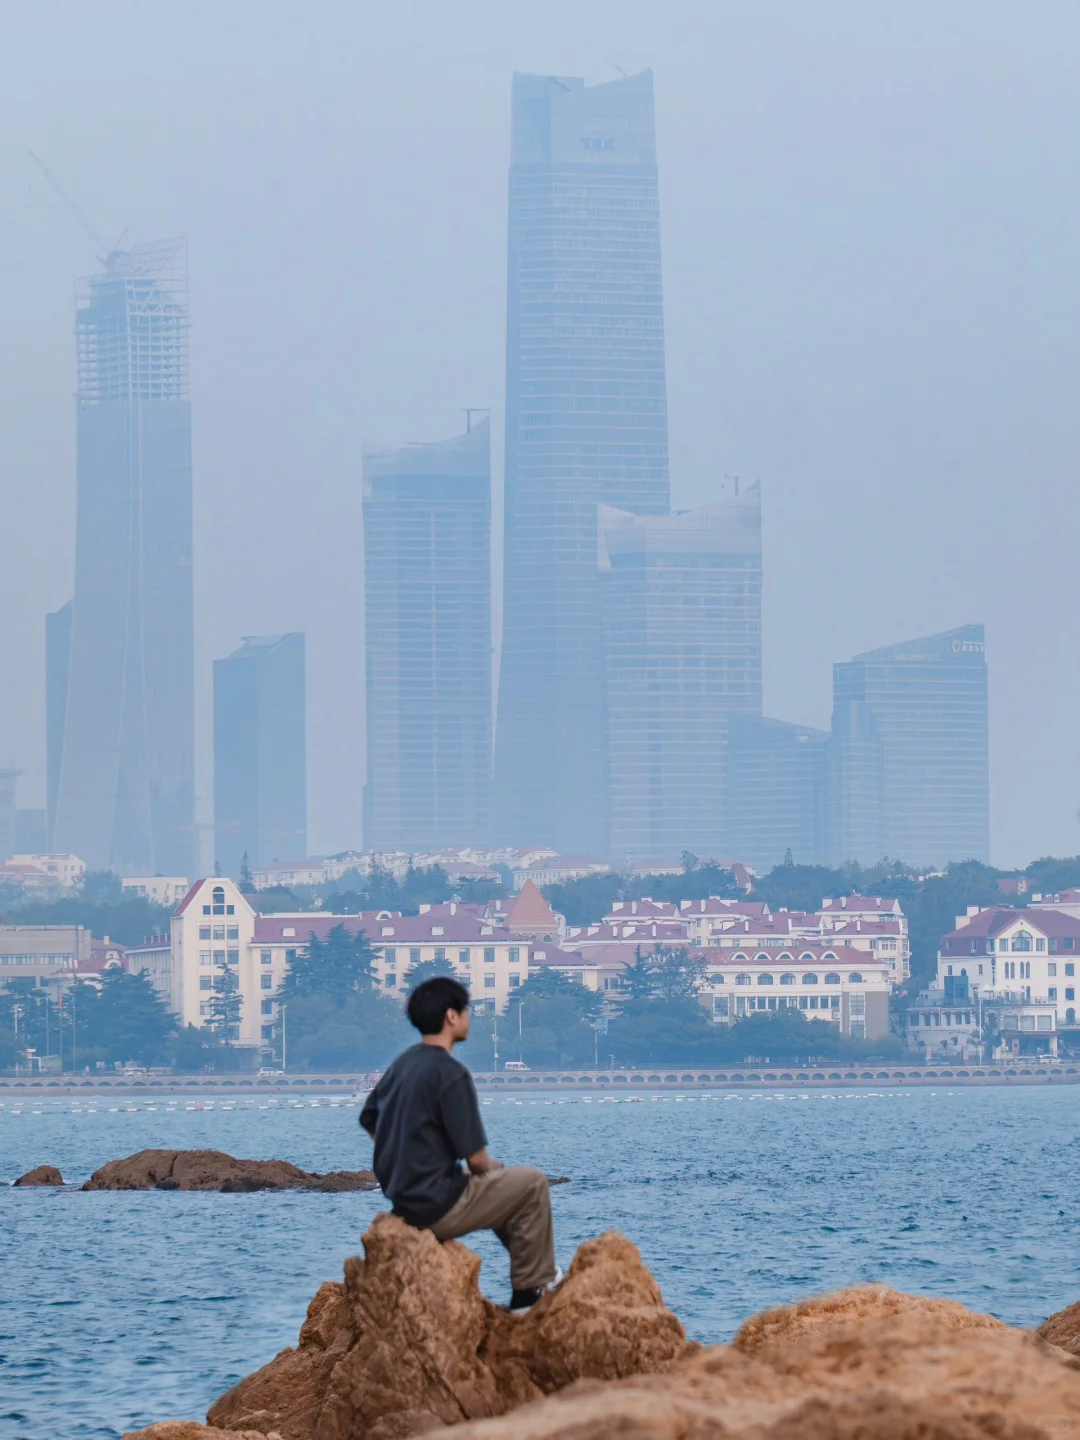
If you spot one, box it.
[359,1043,487,1226]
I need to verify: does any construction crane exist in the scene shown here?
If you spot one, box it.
[28,150,118,255]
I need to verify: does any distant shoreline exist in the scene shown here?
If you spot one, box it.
[1,1062,1076,1095]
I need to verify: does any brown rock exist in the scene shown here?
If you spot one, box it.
[13,1163,65,1186]
[1039,1297,1080,1356]
[80,1149,378,1193]
[445,1283,1080,1440]
[123,1424,282,1439]
[207,1216,687,1440]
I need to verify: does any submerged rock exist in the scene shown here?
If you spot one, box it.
[13,1164,65,1186]
[82,1148,377,1193]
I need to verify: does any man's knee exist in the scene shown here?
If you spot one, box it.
[516,1165,549,1199]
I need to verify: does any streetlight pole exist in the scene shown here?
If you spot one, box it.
[281,1004,288,1073]
[517,1000,524,1063]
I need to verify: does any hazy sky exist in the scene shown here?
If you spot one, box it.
[1,1,1078,868]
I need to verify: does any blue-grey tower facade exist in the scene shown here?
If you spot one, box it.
[214,633,307,876]
[362,419,492,851]
[494,71,669,853]
[53,240,195,874]
[827,624,989,866]
[45,600,72,850]
[598,486,762,863]
[726,715,829,872]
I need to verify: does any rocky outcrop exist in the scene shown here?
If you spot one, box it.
[1039,1297,1080,1355]
[122,1243,1080,1440]
[82,1149,377,1193]
[443,1283,1077,1440]
[203,1217,687,1440]
[13,1164,65,1186]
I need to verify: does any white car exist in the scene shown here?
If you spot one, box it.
[503,1060,530,1071]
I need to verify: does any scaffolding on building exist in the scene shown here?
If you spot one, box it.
[76,238,189,404]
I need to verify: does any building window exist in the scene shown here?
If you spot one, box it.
[386,974,397,988]
[757,974,774,986]
[1049,963,1058,976]
[802,973,819,985]
[262,1024,274,1041]
[434,947,446,963]
[1068,939,1076,951]
[285,949,296,964]
[200,976,212,991]
[849,973,863,983]
[459,949,470,964]
[1067,963,1076,976]
[1049,988,1058,1001]
[1067,988,1076,1002]
[1050,939,1059,951]
[484,975,496,988]
[735,974,751,986]
[780,973,795,985]
[509,974,520,988]
[1037,938,1047,952]
[213,950,225,964]
[508,947,519,963]
[1012,931,1033,952]
[213,926,225,941]
[410,948,421,965]
[1068,1008,1077,1024]
[227,950,238,965]
[825,973,840,985]
[199,926,211,940]
[261,950,272,966]
[212,885,226,915]
[199,951,212,967]
[384,948,396,964]
[987,939,995,952]
[199,1002,211,1017]
[261,999,274,1015]
[227,927,239,941]
[261,975,272,990]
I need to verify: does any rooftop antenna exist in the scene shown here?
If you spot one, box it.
[462,408,490,433]
[28,150,111,254]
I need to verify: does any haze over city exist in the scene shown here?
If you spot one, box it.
[2,1,1079,868]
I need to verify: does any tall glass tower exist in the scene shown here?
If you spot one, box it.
[53,240,194,874]
[494,71,669,853]
[598,487,762,863]
[827,624,989,866]
[214,634,307,876]
[362,419,492,850]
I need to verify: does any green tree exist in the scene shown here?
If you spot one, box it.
[542,871,625,926]
[403,958,454,992]
[239,853,255,892]
[279,924,377,1005]
[281,990,411,1069]
[208,962,242,1043]
[502,967,602,1067]
[71,969,177,1064]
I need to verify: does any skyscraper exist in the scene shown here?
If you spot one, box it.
[495,71,669,852]
[599,486,762,863]
[45,601,71,850]
[827,624,989,866]
[362,419,492,851]
[726,715,829,872]
[53,240,194,874]
[214,634,307,875]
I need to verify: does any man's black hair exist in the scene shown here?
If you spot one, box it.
[406,976,470,1035]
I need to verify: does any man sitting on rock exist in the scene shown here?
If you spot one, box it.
[360,976,560,1315]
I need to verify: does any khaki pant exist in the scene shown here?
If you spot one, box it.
[428,1163,555,1292]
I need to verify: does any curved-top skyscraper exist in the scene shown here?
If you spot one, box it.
[494,71,669,853]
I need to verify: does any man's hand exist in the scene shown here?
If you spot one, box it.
[467,1147,496,1175]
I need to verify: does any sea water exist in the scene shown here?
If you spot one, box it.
[2,1084,1079,1439]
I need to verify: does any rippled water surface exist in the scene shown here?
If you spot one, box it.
[3,1083,1080,1438]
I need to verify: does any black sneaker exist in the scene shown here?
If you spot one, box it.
[507,1266,563,1317]
[508,1286,544,1316]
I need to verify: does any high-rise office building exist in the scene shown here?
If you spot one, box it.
[495,71,669,852]
[53,240,194,874]
[827,624,989,866]
[45,601,72,850]
[599,486,762,863]
[726,715,829,873]
[362,419,492,851]
[214,634,307,875]
[0,770,19,862]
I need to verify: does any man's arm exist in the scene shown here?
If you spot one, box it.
[467,1147,494,1175]
[359,1089,378,1138]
